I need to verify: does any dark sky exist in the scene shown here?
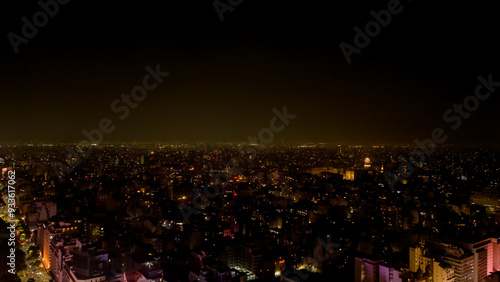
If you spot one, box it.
[0,0,499,145]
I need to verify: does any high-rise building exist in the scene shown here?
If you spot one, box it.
[433,260,455,282]
[379,264,404,282]
[380,205,401,228]
[439,245,475,282]
[26,201,57,230]
[457,238,500,281]
[355,257,381,282]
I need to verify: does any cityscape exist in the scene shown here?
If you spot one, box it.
[1,1,500,282]
[0,143,499,281]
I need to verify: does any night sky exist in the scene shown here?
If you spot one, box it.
[0,0,499,144]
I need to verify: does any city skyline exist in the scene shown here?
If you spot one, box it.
[1,142,500,281]
[1,3,500,281]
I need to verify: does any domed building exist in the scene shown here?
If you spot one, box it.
[364,157,371,169]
